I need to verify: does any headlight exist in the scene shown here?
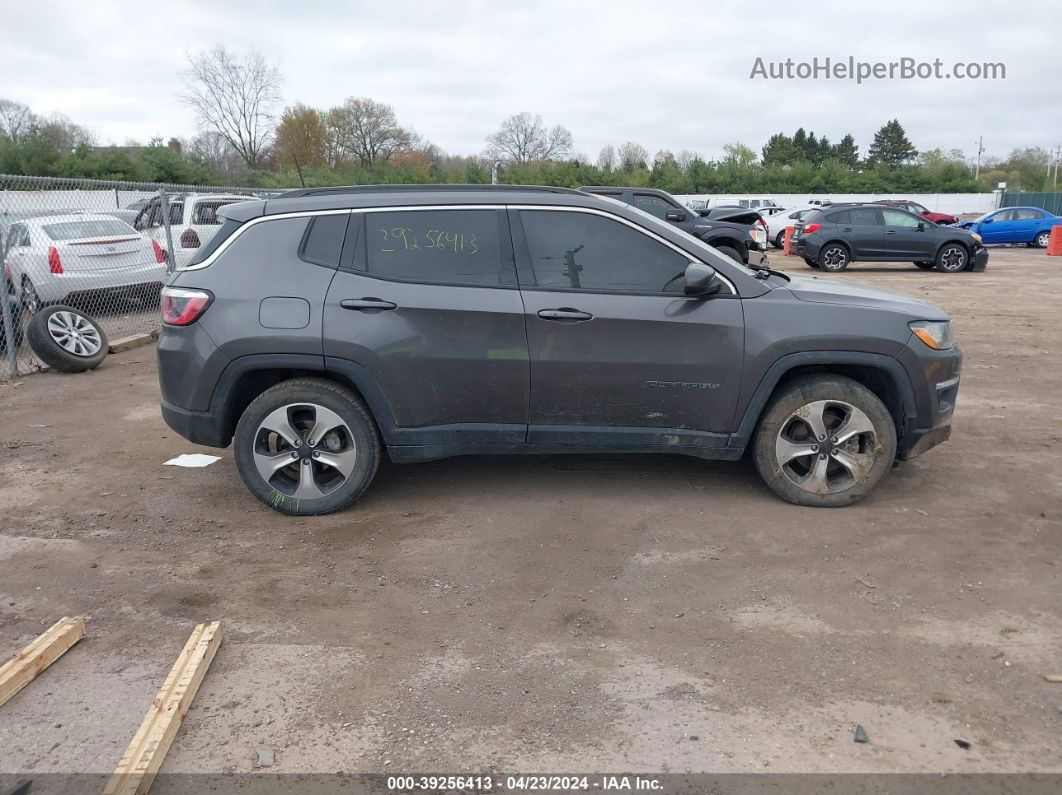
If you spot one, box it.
[909,320,954,350]
[970,232,982,243]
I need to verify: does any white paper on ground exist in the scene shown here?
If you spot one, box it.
[163,453,222,468]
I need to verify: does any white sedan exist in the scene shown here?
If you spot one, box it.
[762,206,820,249]
[3,213,166,313]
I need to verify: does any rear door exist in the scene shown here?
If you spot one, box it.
[881,208,935,259]
[511,206,744,446]
[322,207,529,446]
[1011,208,1043,242]
[843,207,886,258]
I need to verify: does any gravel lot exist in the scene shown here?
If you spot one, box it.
[1,246,1060,778]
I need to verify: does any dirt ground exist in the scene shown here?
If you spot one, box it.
[1,246,1060,779]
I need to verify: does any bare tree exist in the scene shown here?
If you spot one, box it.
[188,130,244,176]
[36,113,94,151]
[617,141,648,171]
[326,97,410,169]
[486,112,573,163]
[597,144,616,170]
[180,46,281,169]
[676,149,698,172]
[0,99,35,142]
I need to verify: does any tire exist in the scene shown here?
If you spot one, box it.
[803,257,820,269]
[774,232,785,249]
[1033,231,1051,249]
[26,305,108,373]
[914,261,935,270]
[819,244,850,272]
[934,243,968,273]
[21,277,42,314]
[714,245,743,264]
[752,374,897,508]
[233,377,381,516]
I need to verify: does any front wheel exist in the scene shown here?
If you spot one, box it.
[752,375,897,508]
[713,245,744,264]
[233,378,381,516]
[935,244,968,273]
[803,257,820,269]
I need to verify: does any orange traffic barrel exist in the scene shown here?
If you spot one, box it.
[1048,225,1062,256]
[783,226,794,255]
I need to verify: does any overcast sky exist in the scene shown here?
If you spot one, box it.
[5,0,1060,163]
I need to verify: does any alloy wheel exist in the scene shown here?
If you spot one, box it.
[47,310,102,357]
[1036,232,1050,248]
[774,399,879,496]
[821,247,847,270]
[939,246,967,271]
[22,280,41,314]
[252,403,358,500]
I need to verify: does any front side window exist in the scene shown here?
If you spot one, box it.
[366,210,502,287]
[991,209,1015,222]
[882,209,921,228]
[632,194,674,220]
[520,210,690,294]
[192,200,239,225]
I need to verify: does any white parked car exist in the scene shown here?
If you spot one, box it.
[133,193,249,268]
[3,213,166,313]
[762,206,820,249]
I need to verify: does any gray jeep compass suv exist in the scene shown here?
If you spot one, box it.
[157,185,961,515]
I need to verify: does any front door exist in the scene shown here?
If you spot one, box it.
[511,207,745,449]
[980,209,1013,243]
[882,208,936,259]
[322,208,529,446]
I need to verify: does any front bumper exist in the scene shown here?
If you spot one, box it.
[969,246,989,271]
[895,338,962,460]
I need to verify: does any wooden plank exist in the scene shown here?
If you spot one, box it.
[0,616,85,708]
[103,621,222,795]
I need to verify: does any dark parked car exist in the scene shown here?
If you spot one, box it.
[579,186,767,265]
[792,204,988,273]
[958,206,1062,248]
[877,199,958,226]
[158,185,961,515]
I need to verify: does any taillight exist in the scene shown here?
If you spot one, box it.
[757,218,768,228]
[161,287,213,326]
[802,223,821,235]
[48,246,63,274]
[180,228,201,248]
[152,239,166,264]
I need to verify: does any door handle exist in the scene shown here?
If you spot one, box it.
[886,230,897,235]
[340,298,397,311]
[538,308,593,322]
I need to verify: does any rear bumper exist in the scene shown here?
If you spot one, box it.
[161,398,230,447]
[33,262,167,303]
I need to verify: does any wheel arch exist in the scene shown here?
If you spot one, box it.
[730,352,916,456]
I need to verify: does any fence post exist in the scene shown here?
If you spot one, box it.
[159,186,177,274]
[0,228,19,377]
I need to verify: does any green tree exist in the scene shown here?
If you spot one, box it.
[867,119,917,167]
[832,134,859,168]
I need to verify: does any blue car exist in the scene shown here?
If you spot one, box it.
[959,206,1062,248]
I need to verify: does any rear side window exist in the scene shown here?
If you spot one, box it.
[632,194,673,219]
[366,210,502,286]
[851,208,883,225]
[185,217,243,267]
[192,200,238,225]
[299,214,348,268]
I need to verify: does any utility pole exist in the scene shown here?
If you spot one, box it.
[974,136,984,180]
[1053,145,1060,189]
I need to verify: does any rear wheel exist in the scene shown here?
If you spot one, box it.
[1033,230,1051,248]
[935,243,968,273]
[752,375,897,508]
[819,244,849,272]
[774,232,786,249]
[21,277,42,314]
[233,378,381,516]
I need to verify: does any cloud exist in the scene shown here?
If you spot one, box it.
[3,0,1057,161]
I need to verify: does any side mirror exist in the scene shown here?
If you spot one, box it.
[982,218,993,224]
[683,262,721,296]
[665,210,687,222]
[917,221,925,231]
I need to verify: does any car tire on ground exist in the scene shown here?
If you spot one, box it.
[914,261,935,270]
[934,243,968,273]
[21,277,42,314]
[233,377,381,516]
[803,257,819,268]
[752,374,897,508]
[818,244,850,272]
[713,245,743,264]
[1032,231,1051,248]
[26,305,108,373]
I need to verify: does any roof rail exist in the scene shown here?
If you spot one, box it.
[276,184,586,199]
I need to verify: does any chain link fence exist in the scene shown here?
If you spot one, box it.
[0,174,271,377]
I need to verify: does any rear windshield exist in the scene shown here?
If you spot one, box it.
[801,209,825,224]
[43,219,135,240]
